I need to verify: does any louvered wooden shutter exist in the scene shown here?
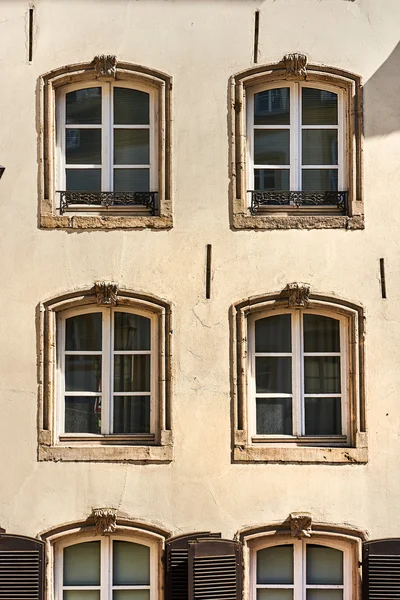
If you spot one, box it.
[188,539,242,600]
[165,533,221,600]
[363,539,400,600]
[0,534,45,600]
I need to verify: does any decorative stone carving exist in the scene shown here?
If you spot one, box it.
[290,512,312,538]
[285,282,311,307]
[93,54,117,78]
[94,281,119,306]
[93,508,117,535]
[283,53,308,78]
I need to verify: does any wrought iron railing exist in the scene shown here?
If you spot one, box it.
[249,190,348,216]
[58,191,157,215]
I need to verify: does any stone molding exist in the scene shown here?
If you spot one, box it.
[93,508,117,535]
[290,513,312,538]
[38,59,173,230]
[231,291,367,464]
[230,60,363,230]
[37,286,173,463]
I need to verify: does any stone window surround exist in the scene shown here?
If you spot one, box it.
[231,288,367,464]
[38,285,173,462]
[230,57,364,230]
[38,57,173,230]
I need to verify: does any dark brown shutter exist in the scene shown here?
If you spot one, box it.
[188,539,242,600]
[363,539,400,600]
[0,534,45,600]
[165,533,221,600]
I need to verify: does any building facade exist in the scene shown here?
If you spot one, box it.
[1,0,400,598]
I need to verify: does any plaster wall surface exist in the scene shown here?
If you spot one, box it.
[0,0,399,543]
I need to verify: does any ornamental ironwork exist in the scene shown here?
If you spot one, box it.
[58,191,157,215]
[250,190,348,215]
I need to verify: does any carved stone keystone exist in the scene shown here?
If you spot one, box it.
[285,282,311,307]
[283,53,308,78]
[93,508,117,535]
[94,282,119,306]
[93,54,117,78]
[290,512,312,538]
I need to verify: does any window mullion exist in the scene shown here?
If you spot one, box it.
[290,82,299,191]
[101,309,111,435]
[292,311,301,437]
[101,82,110,192]
[293,540,303,600]
[248,90,255,198]
[101,537,110,600]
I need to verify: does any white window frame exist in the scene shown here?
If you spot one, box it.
[56,80,158,199]
[250,537,352,600]
[56,305,158,442]
[54,533,158,600]
[248,308,349,445]
[246,81,346,202]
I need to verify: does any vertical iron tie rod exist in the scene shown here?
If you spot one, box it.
[380,258,387,299]
[206,244,212,300]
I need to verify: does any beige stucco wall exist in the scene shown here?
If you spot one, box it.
[1,0,400,544]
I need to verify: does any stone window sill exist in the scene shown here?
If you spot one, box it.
[40,214,173,230]
[231,213,364,231]
[38,441,173,463]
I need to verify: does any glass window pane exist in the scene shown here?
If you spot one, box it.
[65,396,101,434]
[254,169,290,191]
[65,356,102,392]
[114,355,150,393]
[302,169,338,192]
[307,592,342,600]
[254,89,290,125]
[114,313,150,351]
[114,88,149,125]
[66,88,102,125]
[304,315,340,353]
[304,357,341,394]
[66,129,101,165]
[64,592,100,600]
[66,169,101,192]
[305,397,341,435]
[113,396,150,434]
[113,541,150,585]
[257,545,293,584]
[302,130,338,165]
[254,130,290,165]
[113,592,150,600]
[114,169,150,192]
[258,592,293,600]
[302,88,338,126]
[114,130,149,165]
[256,398,292,435]
[256,357,292,394]
[64,542,100,586]
[255,315,291,353]
[307,545,343,584]
[66,313,102,351]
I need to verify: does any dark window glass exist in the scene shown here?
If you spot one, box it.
[305,397,341,435]
[256,357,292,394]
[65,396,101,434]
[113,396,150,434]
[66,88,102,125]
[256,398,292,435]
[66,313,102,351]
[114,88,150,125]
[304,315,340,353]
[114,313,150,351]
[255,315,291,353]
[254,88,290,125]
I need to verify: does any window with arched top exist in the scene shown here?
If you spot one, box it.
[39,57,172,230]
[232,289,367,463]
[38,286,172,462]
[231,57,363,230]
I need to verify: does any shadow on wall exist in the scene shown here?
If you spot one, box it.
[364,41,400,138]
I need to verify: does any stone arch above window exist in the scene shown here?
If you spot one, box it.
[38,283,173,462]
[39,56,172,230]
[230,55,363,230]
[231,285,367,463]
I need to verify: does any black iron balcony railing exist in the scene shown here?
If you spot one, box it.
[250,190,348,216]
[58,191,157,216]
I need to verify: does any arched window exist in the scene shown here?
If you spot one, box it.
[38,285,172,462]
[230,55,363,230]
[39,56,172,230]
[232,286,366,463]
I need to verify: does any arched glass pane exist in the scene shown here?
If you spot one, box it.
[254,89,290,125]
[113,541,150,585]
[303,315,340,353]
[114,88,149,125]
[66,88,102,125]
[63,542,100,586]
[114,314,151,351]
[66,313,102,351]
[255,315,291,353]
[257,545,293,584]
[306,545,343,584]
[302,88,338,125]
